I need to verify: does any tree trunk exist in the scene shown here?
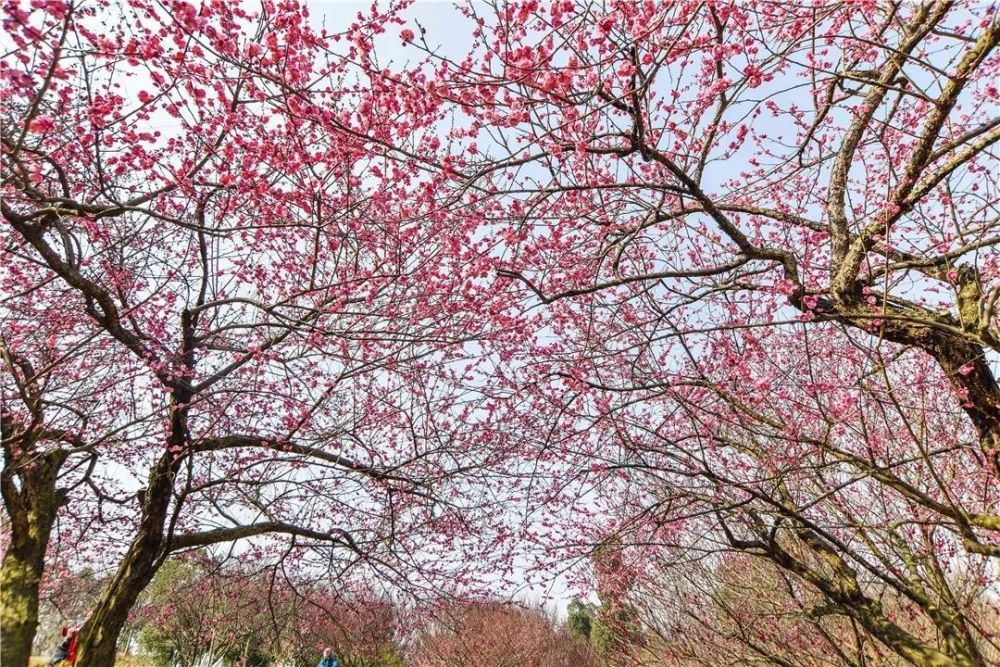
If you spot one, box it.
[0,450,66,667]
[74,516,169,667]
[75,331,195,667]
[2,541,51,667]
[75,563,154,667]
[74,447,180,667]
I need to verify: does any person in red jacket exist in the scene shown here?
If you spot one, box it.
[47,626,80,666]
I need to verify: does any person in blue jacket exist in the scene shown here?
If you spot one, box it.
[318,647,341,667]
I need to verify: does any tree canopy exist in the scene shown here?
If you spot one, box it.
[3,2,999,666]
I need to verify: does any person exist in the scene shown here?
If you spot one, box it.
[47,626,80,667]
[318,647,341,667]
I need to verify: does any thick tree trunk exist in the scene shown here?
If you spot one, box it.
[1,541,51,667]
[74,447,180,667]
[74,523,170,667]
[75,564,156,667]
[932,344,1000,476]
[75,321,195,667]
[0,450,66,667]
[824,282,1000,477]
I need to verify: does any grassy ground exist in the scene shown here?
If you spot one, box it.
[115,655,154,667]
[31,655,153,667]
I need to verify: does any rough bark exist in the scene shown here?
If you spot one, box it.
[0,447,67,667]
[73,466,175,666]
[74,362,191,667]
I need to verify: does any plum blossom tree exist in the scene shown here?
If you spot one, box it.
[591,540,644,666]
[419,1,1000,665]
[633,549,1000,667]
[133,556,404,667]
[412,602,598,667]
[2,1,507,666]
[5,2,1000,667]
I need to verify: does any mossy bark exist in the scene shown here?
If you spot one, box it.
[1,450,66,667]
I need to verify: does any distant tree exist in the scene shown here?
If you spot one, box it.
[592,541,645,666]
[412,602,598,667]
[136,558,278,667]
[280,590,405,667]
[132,556,406,667]
[33,566,107,657]
[566,599,595,643]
